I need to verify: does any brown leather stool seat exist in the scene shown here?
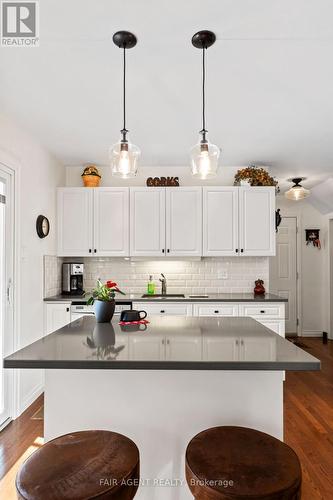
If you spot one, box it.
[185,426,301,500]
[16,430,140,500]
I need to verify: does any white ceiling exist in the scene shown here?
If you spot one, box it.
[1,0,333,188]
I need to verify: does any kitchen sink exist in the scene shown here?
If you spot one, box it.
[141,294,185,298]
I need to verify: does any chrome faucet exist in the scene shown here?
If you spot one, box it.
[159,273,167,295]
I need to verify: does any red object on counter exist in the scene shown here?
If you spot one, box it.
[119,320,150,326]
[254,279,266,295]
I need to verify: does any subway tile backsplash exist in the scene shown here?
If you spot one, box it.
[44,255,63,297]
[69,257,270,296]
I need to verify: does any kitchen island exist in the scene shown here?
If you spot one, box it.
[4,316,319,500]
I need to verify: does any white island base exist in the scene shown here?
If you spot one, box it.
[45,369,283,500]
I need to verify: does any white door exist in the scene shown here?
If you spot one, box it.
[240,337,276,360]
[45,303,71,335]
[166,187,202,256]
[130,188,165,257]
[94,188,129,256]
[0,167,14,429]
[132,303,193,316]
[58,188,93,256]
[203,187,239,256]
[239,187,276,256]
[270,217,297,334]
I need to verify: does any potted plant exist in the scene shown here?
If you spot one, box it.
[81,164,101,187]
[87,280,125,322]
[234,166,279,192]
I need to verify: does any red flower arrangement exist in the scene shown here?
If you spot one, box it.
[87,279,125,305]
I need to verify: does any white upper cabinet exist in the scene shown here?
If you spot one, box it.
[57,187,129,257]
[203,187,238,256]
[130,188,166,257]
[58,188,93,257]
[239,187,275,256]
[203,186,275,257]
[94,188,129,256]
[166,187,202,256]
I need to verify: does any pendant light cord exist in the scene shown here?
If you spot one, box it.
[201,46,207,142]
[121,46,128,142]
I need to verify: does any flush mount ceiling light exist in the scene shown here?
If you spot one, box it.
[110,31,140,178]
[190,30,220,179]
[285,177,310,201]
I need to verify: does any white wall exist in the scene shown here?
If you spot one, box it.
[276,196,328,337]
[0,113,65,415]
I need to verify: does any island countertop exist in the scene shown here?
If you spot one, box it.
[44,292,288,303]
[4,316,319,371]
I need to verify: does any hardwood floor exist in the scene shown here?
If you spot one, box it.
[284,338,333,500]
[0,339,332,499]
[0,394,43,499]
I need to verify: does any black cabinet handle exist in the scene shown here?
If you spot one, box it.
[167,249,170,253]
[89,249,92,253]
[235,249,239,253]
[94,249,97,253]
[260,310,265,314]
[160,310,165,313]
[240,249,244,253]
[214,310,219,314]
[162,249,165,253]
[66,307,69,312]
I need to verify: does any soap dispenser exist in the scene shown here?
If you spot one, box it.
[147,275,155,295]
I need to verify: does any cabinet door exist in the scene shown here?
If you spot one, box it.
[258,319,285,337]
[133,303,193,316]
[203,337,239,361]
[57,188,93,256]
[130,188,165,256]
[166,187,202,256]
[94,188,129,256]
[165,337,202,361]
[239,187,276,256]
[45,303,71,335]
[203,187,239,256]
[129,336,165,360]
[193,303,239,317]
[240,337,276,361]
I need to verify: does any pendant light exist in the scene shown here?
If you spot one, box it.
[110,31,140,178]
[190,30,220,179]
[285,177,310,201]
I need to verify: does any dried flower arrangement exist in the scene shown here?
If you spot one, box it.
[234,166,279,192]
[81,164,101,187]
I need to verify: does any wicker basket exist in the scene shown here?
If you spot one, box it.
[82,175,101,188]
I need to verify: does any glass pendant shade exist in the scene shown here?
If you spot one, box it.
[284,178,310,201]
[110,139,140,178]
[190,139,220,179]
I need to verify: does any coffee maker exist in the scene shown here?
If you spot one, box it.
[62,263,84,295]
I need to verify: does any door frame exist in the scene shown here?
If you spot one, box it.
[0,149,21,421]
[271,215,302,336]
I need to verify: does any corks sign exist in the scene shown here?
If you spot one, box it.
[146,176,179,187]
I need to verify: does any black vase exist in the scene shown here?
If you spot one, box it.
[94,300,115,323]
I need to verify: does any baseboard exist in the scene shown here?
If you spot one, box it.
[301,330,323,338]
[18,383,44,417]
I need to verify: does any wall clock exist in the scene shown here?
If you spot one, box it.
[36,215,50,238]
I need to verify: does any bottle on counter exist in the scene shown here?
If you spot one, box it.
[147,275,156,295]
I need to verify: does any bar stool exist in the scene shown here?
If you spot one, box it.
[185,426,301,500]
[16,430,140,499]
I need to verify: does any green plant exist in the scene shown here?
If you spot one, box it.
[87,280,125,304]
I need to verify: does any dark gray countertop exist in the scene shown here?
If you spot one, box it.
[44,293,287,304]
[4,316,318,371]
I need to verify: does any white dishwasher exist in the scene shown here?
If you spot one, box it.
[71,302,132,321]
